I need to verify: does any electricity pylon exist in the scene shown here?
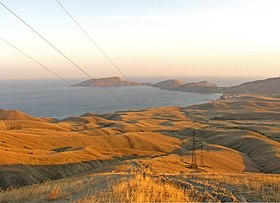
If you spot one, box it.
[191,129,198,169]
[200,142,205,167]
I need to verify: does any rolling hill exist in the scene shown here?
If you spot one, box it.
[0,109,42,121]
[0,95,280,202]
[152,79,223,93]
[152,79,186,90]
[225,77,280,95]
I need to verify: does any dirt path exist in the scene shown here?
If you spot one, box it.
[161,175,238,202]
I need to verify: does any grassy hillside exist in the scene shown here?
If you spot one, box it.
[0,95,279,202]
[225,77,280,94]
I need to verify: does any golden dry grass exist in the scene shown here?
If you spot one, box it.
[83,175,189,202]
[0,171,279,202]
[0,173,120,202]
[0,173,189,202]
[47,187,61,201]
[177,172,280,202]
[0,94,280,202]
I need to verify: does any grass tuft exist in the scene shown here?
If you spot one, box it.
[48,187,61,201]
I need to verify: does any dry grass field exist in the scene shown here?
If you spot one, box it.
[0,171,279,202]
[0,94,280,202]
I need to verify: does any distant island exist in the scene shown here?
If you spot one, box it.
[72,76,142,87]
[151,79,224,93]
[73,77,224,93]
[73,76,280,95]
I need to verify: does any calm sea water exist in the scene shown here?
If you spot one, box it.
[0,78,222,119]
[0,76,258,119]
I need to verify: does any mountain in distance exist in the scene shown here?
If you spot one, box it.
[150,77,280,94]
[74,77,224,93]
[73,76,280,95]
[178,81,224,93]
[225,77,280,95]
[152,79,186,90]
[152,79,223,93]
[74,77,223,93]
[73,77,142,87]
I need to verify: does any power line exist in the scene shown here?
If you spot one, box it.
[0,1,119,100]
[55,0,131,82]
[1,1,146,106]
[0,1,93,79]
[0,36,70,84]
[55,0,151,105]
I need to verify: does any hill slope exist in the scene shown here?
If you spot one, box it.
[0,94,280,191]
[225,77,280,94]
[0,109,41,121]
[152,79,222,93]
[152,79,186,90]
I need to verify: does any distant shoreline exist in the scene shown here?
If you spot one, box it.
[0,75,269,87]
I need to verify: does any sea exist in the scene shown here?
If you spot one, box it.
[0,76,262,119]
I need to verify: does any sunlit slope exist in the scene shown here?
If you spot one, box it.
[0,109,42,121]
[0,96,280,188]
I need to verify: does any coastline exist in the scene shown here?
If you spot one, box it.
[0,83,221,119]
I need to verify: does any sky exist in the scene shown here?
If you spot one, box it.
[0,0,280,80]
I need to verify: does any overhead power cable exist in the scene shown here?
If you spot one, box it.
[0,1,119,100]
[0,36,70,84]
[55,0,133,83]
[0,1,144,105]
[0,1,93,79]
[55,0,150,104]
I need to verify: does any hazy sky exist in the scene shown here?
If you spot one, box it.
[0,0,280,80]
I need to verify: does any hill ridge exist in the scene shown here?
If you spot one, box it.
[225,77,280,94]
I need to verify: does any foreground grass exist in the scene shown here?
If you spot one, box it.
[174,172,280,202]
[0,173,122,203]
[0,173,188,203]
[0,172,279,202]
[84,175,189,202]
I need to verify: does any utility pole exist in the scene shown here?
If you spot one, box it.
[191,129,198,169]
[200,142,205,167]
